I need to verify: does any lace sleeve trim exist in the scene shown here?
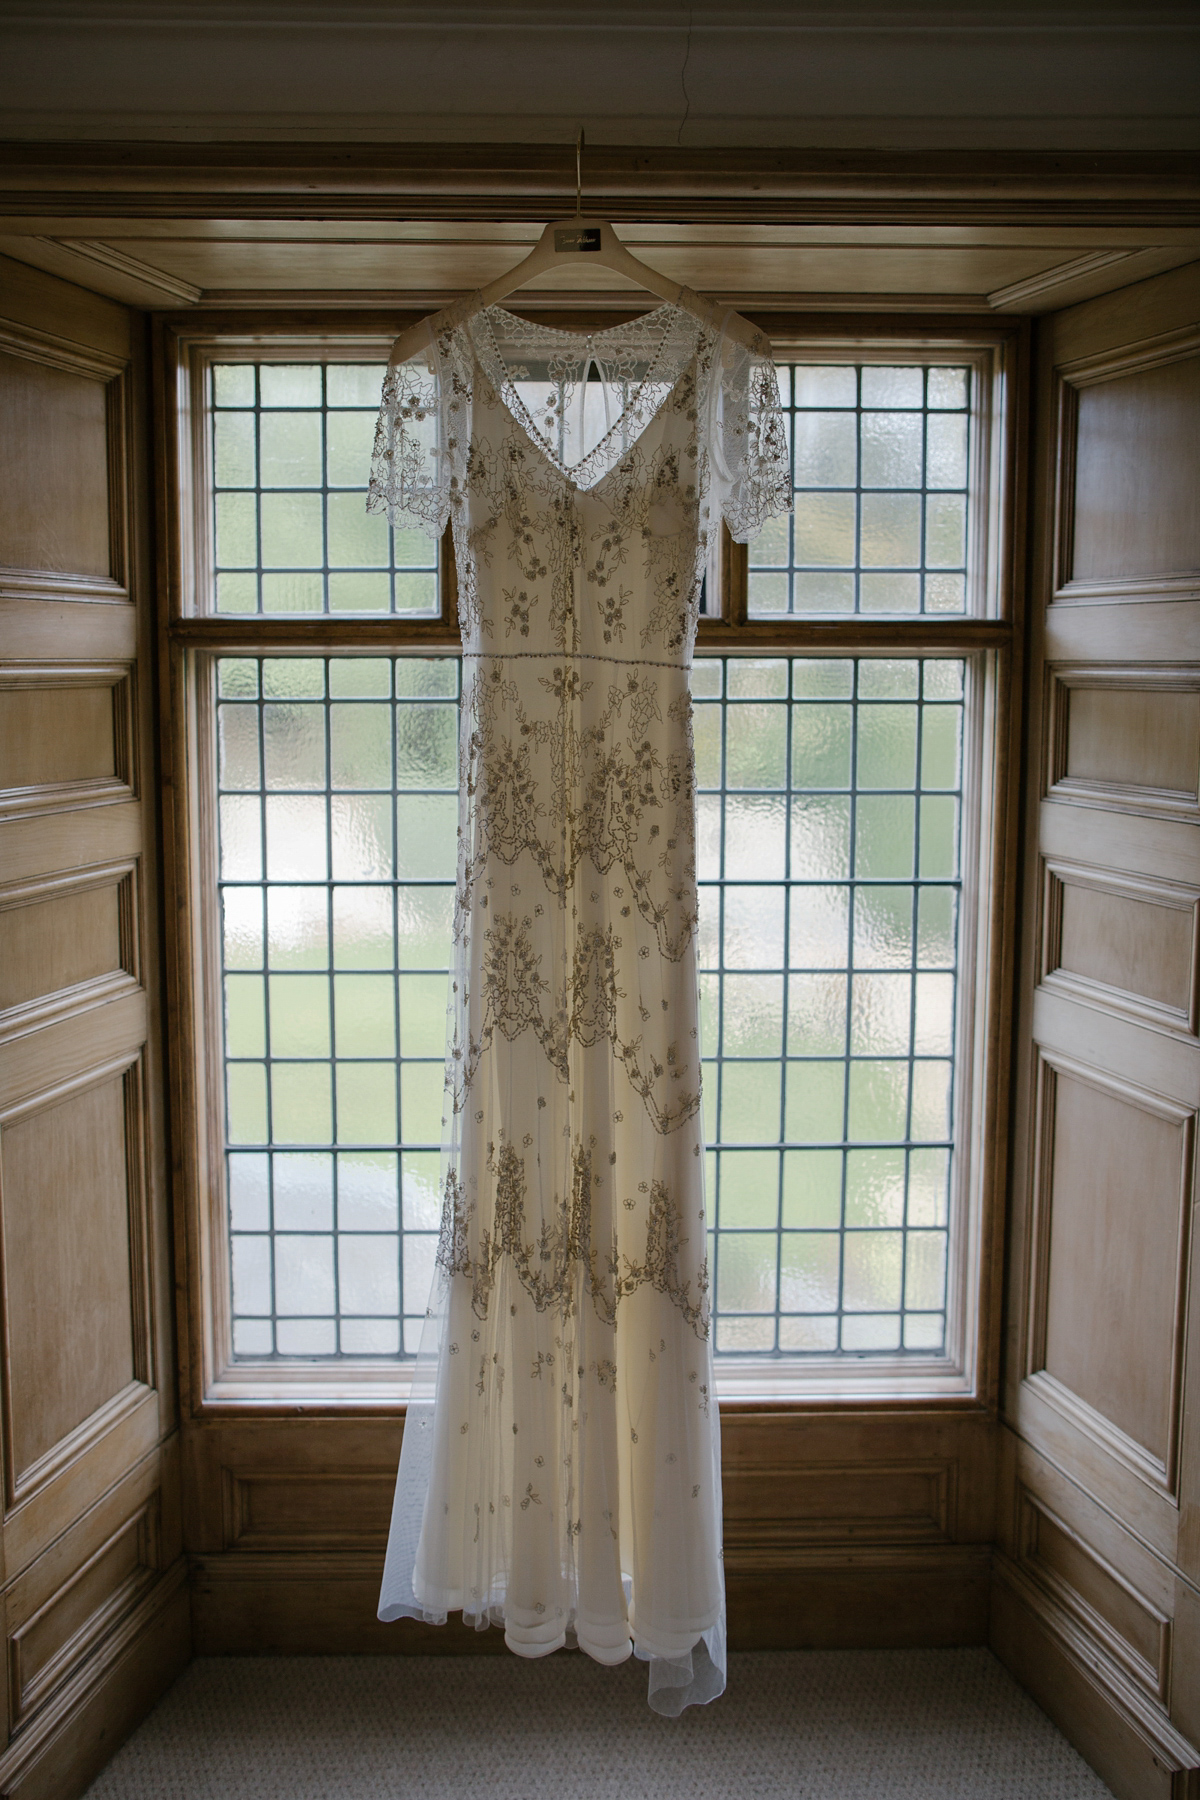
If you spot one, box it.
[709,322,793,545]
[367,310,467,540]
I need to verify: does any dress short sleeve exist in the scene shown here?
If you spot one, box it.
[366,325,451,540]
[710,327,792,544]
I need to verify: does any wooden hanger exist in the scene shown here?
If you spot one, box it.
[386,131,762,367]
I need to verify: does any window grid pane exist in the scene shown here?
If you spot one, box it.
[219,653,963,1363]
[219,655,458,1357]
[210,362,439,617]
[697,656,964,1357]
[748,362,972,618]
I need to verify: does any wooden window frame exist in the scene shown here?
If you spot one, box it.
[154,310,1026,1417]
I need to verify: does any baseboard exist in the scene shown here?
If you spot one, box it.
[728,1545,991,1649]
[191,1543,991,1655]
[991,1555,1200,1800]
[0,1559,191,1800]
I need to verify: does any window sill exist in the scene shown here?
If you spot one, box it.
[200,1353,979,1412]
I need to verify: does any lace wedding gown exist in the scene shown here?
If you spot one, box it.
[369,288,790,1713]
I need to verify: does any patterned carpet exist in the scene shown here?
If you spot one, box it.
[84,1648,1113,1798]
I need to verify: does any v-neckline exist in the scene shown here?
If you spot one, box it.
[470,297,699,494]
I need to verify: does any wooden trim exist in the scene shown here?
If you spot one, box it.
[1023,1046,1195,1503]
[170,614,1012,653]
[0,1560,189,1800]
[991,1554,1200,1796]
[1040,858,1200,1039]
[0,571,129,608]
[1058,323,1200,389]
[1,141,1196,222]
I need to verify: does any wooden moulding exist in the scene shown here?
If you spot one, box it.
[991,1558,1200,1800]
[0,142,1197,221]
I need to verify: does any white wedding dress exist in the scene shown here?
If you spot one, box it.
[368,288,790,1713]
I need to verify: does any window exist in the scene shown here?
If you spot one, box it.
[172,332,1012,1399]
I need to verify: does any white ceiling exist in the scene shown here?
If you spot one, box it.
[0,2,1196,150]
[0,3,1194,313]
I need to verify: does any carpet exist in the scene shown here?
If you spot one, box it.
[83,1647,1113,1798]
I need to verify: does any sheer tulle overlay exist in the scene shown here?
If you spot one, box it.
[369,292,790,1714]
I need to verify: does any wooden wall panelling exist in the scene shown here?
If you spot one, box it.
[182,1406,995,1655]
[0,258,187,1799]
[996,260,1200,1797]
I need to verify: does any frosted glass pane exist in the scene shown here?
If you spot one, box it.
[260,492,323,566]
[725,705,787,787]
[842,1231,903,1310]
[263,704,325,789]
[860,412,922,487]
[395,796,457,878]
[724,796,786,880]
[721,975,784,1056]
[330,795,393,880]
[782,1150,842,1228]
[330,704,392,788]
[214,364,255,406]
[722,886,785,969]
[717,1233,777,1313]
[219,705,262,789]
[790,885,850,968]
[780,1233,839,1310]
[339,1152,399,1230]
[339,1235,399,1314]
[718,1151,779,1228]
[260,366,321,407]
[794,493,856,566]
[692,704,721,787]
[794,413,857,486]
[720,1063,782,1143]
[266,797,328,880]
[787,973,847,1056]
[794,366,856,407]
[327,492,390,567]
[259,411,322,486]
[790,797,851,881]
[274,1152,333,1231]
[214,411,256,487]
[228,1153,269,1231]
[220,796,262,879]
[215,492,257,568]
[396,705,458,786]
[275,1235,335,1315]
[325,410,377,485]
[334,974,395,1055]
[336,1062,397,1144]
[850,973,912,1056]
[791,705,851,788]
[845,1148,905,1227]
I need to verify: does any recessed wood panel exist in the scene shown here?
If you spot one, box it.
[722,1461,949,1544]
[0,1076,136,1484]
[10,1507,151,1723]
[227,1473,393,1551]
[0,351,112,579]
[1072,356,1200,584]
[0,685,116,792]
[1055,878,1195,1019]
[0,882,124,1014]
[1041,1070,1188,1469]
[1065,685,1200,799]
[1025,1499,1164,1683]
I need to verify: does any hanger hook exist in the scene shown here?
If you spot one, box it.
[575,128,584,216]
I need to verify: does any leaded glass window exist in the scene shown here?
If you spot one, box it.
[748,363,972,617]
[187,346,1005,1388]
[210,363,439,616]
